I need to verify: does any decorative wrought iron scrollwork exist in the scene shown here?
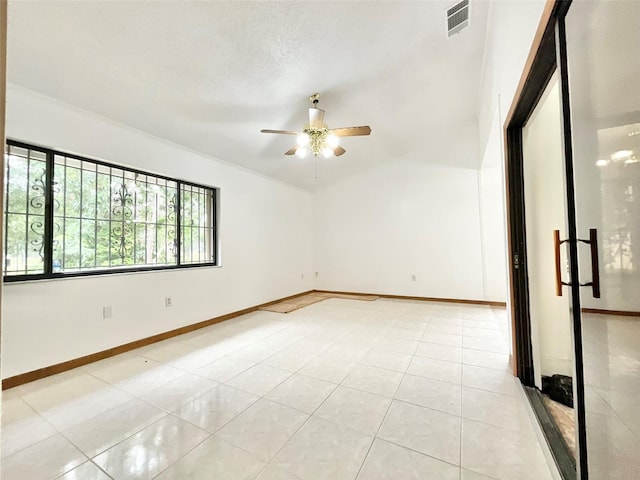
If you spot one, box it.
[31,173,61,211]
[111,223,133,261]
[30,221,61,262]
[30,172,46,210]
[30,220,46,260]
[112,183,133,219]
[167,229,177,258]
[168,192,177,223]
[167,191,178,258]
[111,182,134,261]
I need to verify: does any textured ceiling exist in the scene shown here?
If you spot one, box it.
[7,1,489,190]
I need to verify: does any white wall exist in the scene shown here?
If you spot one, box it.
[479,106,508,302]
[476,1,548,306]
[2,85,314,378]
[313,122,485,301]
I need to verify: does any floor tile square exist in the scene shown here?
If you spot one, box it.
[406,356,462,384]
[1,396,57,458]
[93,415,210,479]
[462,349,510,371]
[462,365,518,397]
[415,343,462,362]
[58,461,112,480]
[273,416,373,480]
[154,436,265,479]
[194,355,256,383]
[265,373,337,414]
[216,398,309,460]
[171,383,259,433]
[225,364,292,396]
[21,373,133,430]
[373,338,420,355]
[360,349,412,373]
[461,418,552,480]
[138,372,217,410]
[256,465,304,480]
[378,400,461,465]
[395,374,462,415]
[314,385,391,434]
[421,331,463,347]
[1,434,86,480]
[63,398,167,457]
[463,336,508,354]
[358,438,459,480]
[342,365,404,398]
[462,386,533,433]
[299,356,357,383]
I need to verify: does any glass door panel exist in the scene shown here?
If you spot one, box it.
[565,1,640,478]
[522,73,577,460]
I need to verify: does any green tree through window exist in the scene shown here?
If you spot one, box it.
[4,142,217,279]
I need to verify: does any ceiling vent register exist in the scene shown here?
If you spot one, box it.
[447,0,470,37]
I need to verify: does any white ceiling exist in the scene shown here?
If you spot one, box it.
[7,1,489,190]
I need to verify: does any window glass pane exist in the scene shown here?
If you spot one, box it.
[4,145,46,276]
[5,142,216,279]
[180,184,214,265]
[81,219,97,268]
[64,217,80,270]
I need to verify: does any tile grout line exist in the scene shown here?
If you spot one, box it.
[353,332,417,480]
[248,373,342,479]
[250,315,394,480]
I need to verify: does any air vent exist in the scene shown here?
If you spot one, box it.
[447,0,470,37]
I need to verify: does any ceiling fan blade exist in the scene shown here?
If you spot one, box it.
[331,126,372,137]
[308,108,325,128]
[333,146,346,157]
[261,129,299,135]
[285,146,298,156]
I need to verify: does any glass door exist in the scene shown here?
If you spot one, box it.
[564,1,640,478]
[522,72,577,466]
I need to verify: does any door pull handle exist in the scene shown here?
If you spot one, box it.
[554,230,569,296]
[578,228,601,299]
[553,228,601,298]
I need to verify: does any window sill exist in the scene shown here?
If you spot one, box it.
[3,262,222,285]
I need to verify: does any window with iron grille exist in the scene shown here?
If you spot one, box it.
[4,141,217,280]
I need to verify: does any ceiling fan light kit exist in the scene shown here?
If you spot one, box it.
[261,93,371,158]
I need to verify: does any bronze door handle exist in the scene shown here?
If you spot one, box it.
[554,230,569,296]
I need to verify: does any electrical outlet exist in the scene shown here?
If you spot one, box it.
[301,273,304,280]
[103,306,112,319]
[411,275,416,281]
[315,272,318,277]
[165,297,172,307]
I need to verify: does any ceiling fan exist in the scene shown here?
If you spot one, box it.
[261,93,371,158]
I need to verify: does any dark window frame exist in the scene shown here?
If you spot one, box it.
[4,139,218,282]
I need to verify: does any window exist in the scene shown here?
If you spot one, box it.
[4,141,217,280]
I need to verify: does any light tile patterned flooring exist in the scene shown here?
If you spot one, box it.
[1,298,554,480]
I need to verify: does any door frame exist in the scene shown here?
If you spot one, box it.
[503,0,589,478]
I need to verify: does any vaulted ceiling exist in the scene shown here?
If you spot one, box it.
[7,1,489,190]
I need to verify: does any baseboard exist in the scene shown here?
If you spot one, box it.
[1,289,313,390]
[313,289,507,307]
[581,308,640,317]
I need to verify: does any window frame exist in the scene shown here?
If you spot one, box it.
[4,139,218,282]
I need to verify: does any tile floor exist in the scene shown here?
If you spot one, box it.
[1,298,555,480]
